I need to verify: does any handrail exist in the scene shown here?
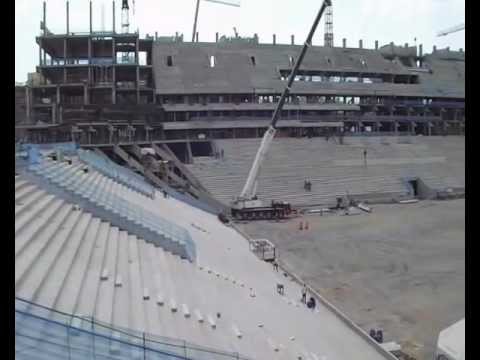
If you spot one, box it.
[16,297,251,359]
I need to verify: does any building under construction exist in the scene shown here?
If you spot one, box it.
[15,1,465,145]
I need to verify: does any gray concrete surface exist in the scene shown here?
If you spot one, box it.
[238,199,465,360]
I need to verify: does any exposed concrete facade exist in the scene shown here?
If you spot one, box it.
[15,2,465,144]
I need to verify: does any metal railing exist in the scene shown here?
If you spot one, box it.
[78,149,155,198]
[16,297,251,360]
[30,158,197,261]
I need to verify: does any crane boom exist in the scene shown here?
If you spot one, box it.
[237,0,332,202]
[437,23,465,36]
[192,0,241,42]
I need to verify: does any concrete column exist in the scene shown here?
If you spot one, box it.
[66,1,70,34]
[84,84,88,105]
[58,105,63,124]
[342,38,346,48]
[112,1,116,33]
[112,37,116,103]
[89,1,93,34]
[135,37,139,64]
[25,87,31,123]
[56,86,60,104]
[136,66,140,104]
[291,35,295,45]
[112,37,116,64]
[43,1,47,36]
[52,104,56,124]
[273,34,276,45]
[39,41,42,66]
[375,40,378,50]
[359,39,363,49]
[63,37,67,65]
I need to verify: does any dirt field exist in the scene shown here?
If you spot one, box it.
[238,199,465,360]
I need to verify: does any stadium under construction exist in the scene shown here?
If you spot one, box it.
[15,1,465,360]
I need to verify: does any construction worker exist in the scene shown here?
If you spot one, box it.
[301,284,307,304]
[363,148,367,166]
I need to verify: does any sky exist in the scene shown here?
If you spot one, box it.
[15,0,465,82]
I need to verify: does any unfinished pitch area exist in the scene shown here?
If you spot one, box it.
[238,199,465,360]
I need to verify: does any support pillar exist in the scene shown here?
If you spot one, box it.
[88,37,92,84]
[39,41,42,66]
[58,105,63,124]
[52,104,56,124]
[89,1,93,34]
[136,66,140,104]
[43,1,47,36]
[135,37,139,64]
[84,84,88,105]
[112,38,116,103]
[66,1,70,34]
[56,85,60,104]
[63,38,67,82]
[25,87,31,123]
[112,1,116,33]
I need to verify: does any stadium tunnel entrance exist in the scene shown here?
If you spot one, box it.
[405,177,436,199]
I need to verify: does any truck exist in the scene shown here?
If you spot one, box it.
[231,200,293,220]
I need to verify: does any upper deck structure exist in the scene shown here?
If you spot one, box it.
[15,1,464,144]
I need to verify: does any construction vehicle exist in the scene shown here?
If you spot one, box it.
[231,200,293,220]
[230,0,332,220]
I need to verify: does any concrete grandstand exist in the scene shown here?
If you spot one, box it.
[188,136,465,207]
[15,148,397,359]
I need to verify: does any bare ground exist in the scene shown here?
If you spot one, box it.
[238,199,465,360]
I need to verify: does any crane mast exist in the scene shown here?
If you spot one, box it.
[234,0,332,208]
[121,0,130,33]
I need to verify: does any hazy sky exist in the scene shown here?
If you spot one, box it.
[15,0,465,82]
